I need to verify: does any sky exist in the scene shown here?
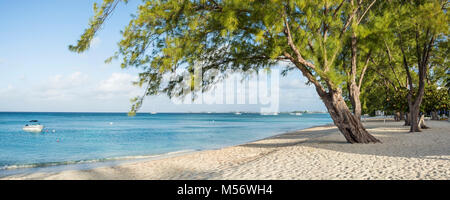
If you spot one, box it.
[0,0,326,113]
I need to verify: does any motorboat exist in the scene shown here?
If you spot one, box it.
[235,112,242,115]
[23,120,44,132]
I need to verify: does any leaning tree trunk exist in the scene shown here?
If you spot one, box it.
[321,91,380,143]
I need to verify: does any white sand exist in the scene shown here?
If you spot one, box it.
[2,120,449,180]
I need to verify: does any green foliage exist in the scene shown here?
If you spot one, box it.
[69,0,128,53]
[422,84,449,112]
[70,0,448,115]
[358,0,449,115]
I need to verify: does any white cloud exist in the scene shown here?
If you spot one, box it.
[281,78,312,90]
[98,73,136,92]
[96,72,142,99]
[45,71,88,90]
[0,67,326,112]
[0,71,148,111]
[90,37,101,49]
[35,72,90,100]
[19,74,26,80]
[33,72,142,101]
[0,84,15,94]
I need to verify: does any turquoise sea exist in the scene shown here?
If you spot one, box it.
[0,112,331,176]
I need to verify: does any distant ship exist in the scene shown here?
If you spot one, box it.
[235,112,242,115]
[150,112,157,114]
[260,112,278,116]
[290,112,303,116]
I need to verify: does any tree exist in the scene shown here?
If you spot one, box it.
[377,0,448,131]
[345,0,377,120]
[358,1,448,127]
[70,0,382,143]
[363,24,410,122]
[423,84,449,120]
[366,0,448,132]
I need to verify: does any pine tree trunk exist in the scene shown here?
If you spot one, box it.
[404,112,410,126]
[349,30,362,120]
[408,77,426,132]
[349,88,362,119]
[431,111,438,120]
[321,91,380,143]
[409,102,421,132]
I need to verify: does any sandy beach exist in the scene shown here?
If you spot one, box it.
[2,120,449,180]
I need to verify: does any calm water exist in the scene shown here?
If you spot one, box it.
[0,112,331,174]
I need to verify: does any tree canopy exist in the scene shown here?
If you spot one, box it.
[70,0,448,142]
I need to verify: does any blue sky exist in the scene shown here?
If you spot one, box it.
[0,0,326,113]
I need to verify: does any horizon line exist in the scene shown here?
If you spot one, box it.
[0,111,328,114]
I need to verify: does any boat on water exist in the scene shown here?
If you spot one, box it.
[150,112,157,114]
[235,112,242,115]
[23,120,44,132]
[290,112,303,116]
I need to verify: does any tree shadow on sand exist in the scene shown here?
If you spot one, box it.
[240,121,450,161]
[6,163,223,180]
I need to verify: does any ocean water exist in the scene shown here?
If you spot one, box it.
[0,112,331,175]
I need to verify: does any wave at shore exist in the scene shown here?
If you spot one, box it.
[0,149,197,176]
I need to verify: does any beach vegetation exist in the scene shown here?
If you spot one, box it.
[70,0,448,142]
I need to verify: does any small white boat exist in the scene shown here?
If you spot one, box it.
[23,120,44,132]
[235,112,242,115]
[150,112,157,114]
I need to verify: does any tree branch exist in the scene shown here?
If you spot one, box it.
[332,0,346,18]
[282,7,316,70]
[358,51,371,89]
[283,52,327,96]
[384,40,403,87]
[357,0,377,25]
[398,32,413,91]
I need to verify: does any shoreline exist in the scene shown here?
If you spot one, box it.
[0,122,333,178]
[0,149,201,178]
[2,120,449,180]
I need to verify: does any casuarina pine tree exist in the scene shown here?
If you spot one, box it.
[70,0,386,143]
